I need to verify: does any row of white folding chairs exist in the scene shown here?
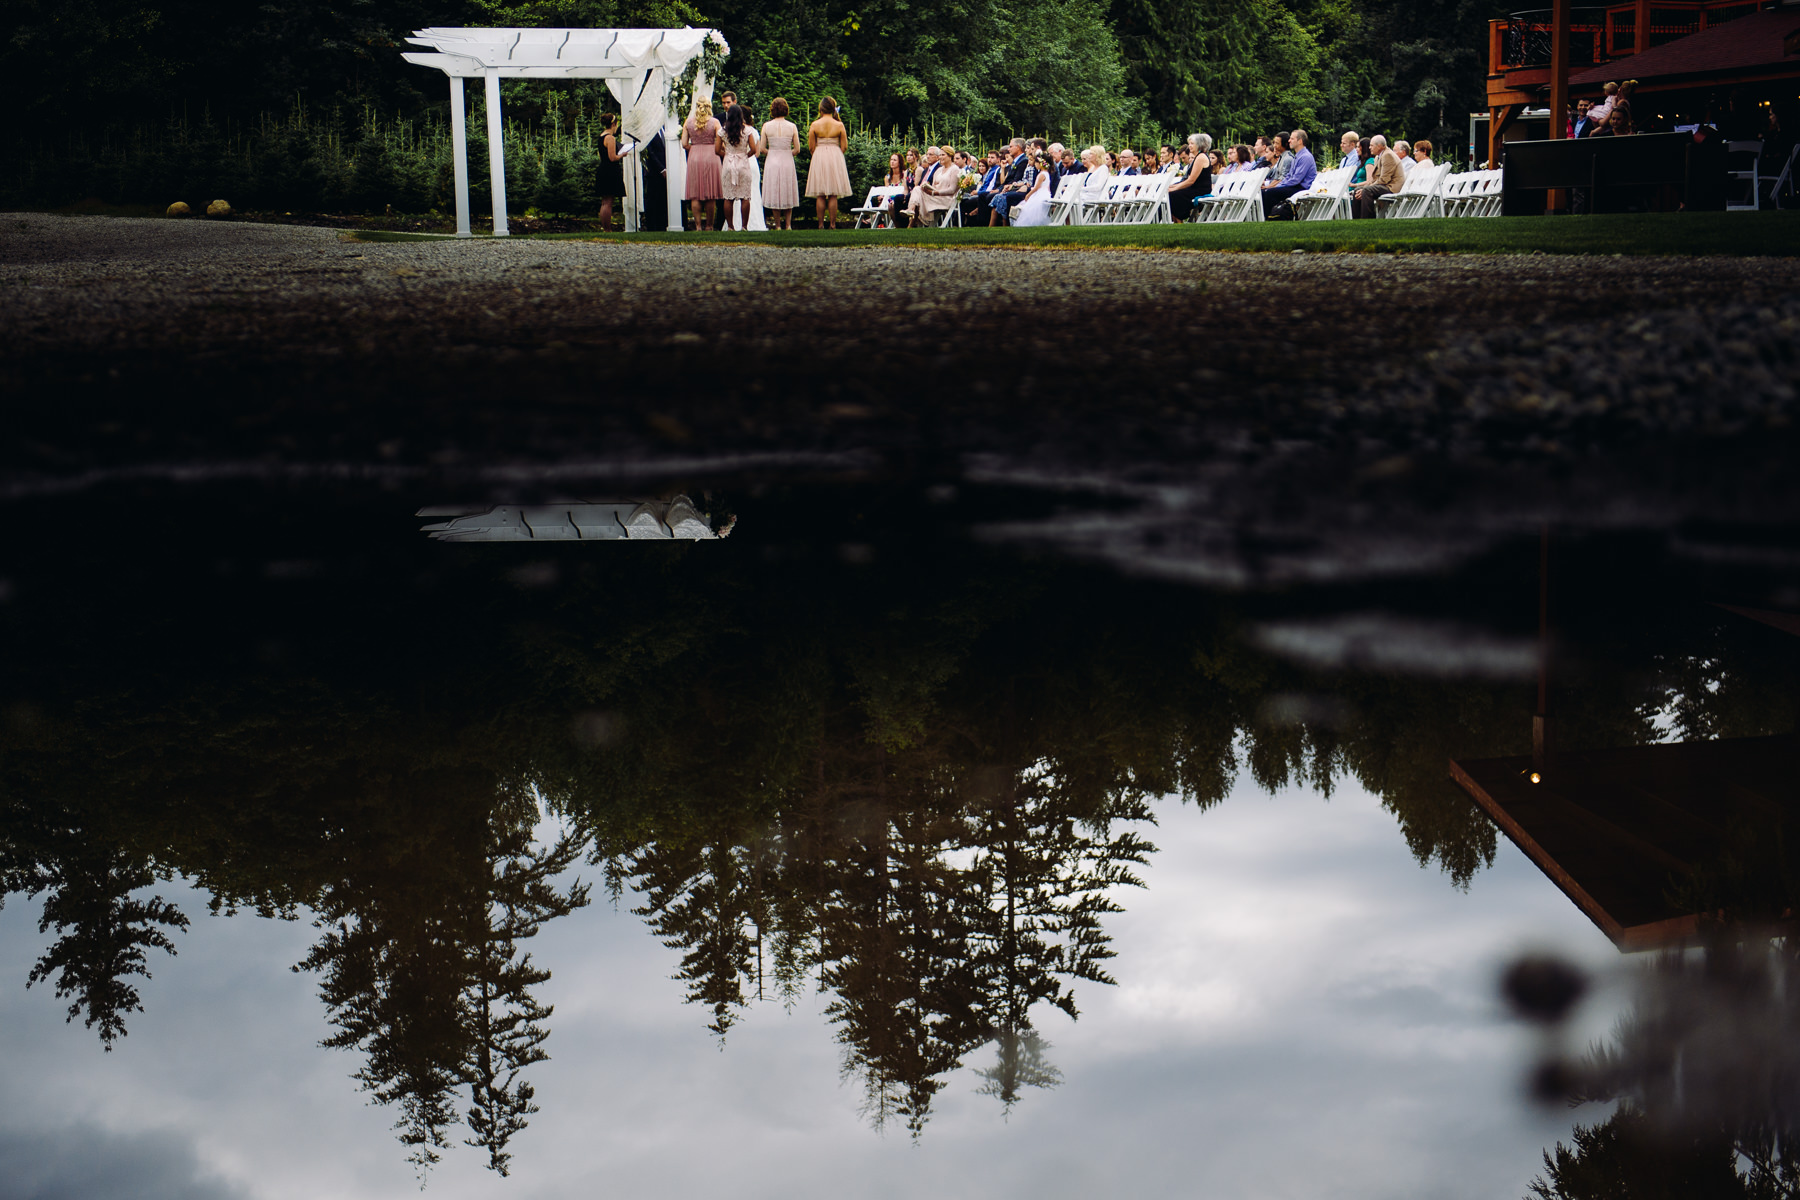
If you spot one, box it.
[1190,167,1271,223]
[1440,169,1504,218]
[1290,166,1354,221]
[1085,172,1174,224]
[1377,161,1453,219]
[1045,171,1173,226]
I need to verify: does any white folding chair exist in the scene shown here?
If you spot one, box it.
[851,186,905,229]
[1727,140,1763,212]
[1196,168,1269,223]
[1437,172,1476,218]
[1378,163,1450,219]
[1768,143,1800,210]
[1129,172,1175,223]
[1291,166,1353,221]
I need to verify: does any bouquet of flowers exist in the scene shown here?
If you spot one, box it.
[958,172,977,195]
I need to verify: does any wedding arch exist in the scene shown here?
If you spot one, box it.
[403,26,729,235]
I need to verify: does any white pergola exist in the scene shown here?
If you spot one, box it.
[403,27,727,236]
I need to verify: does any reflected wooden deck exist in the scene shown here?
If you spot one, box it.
[1451,735,1798,951]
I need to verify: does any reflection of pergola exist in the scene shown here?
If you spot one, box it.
[403,27,727,236]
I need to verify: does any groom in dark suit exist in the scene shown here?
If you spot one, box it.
[640,126,669,231]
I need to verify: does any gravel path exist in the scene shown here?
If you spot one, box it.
[4,213,1799,581]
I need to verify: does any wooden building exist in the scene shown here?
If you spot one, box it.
[1485,1,1800,165]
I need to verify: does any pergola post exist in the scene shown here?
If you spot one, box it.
[1633,0,1651,53]
[449,77,472,238]
[1548,0,1570,212]
[484,73,510,237]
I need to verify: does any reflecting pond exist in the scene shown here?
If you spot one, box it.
[2,480,1797,1199]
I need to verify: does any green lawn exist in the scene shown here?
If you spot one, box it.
[350,210,1800,256]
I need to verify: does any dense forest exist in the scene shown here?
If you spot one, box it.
[7,0,1505,157]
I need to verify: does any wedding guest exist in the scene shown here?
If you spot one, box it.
[989,142,1040,225]
[1589,103,1633,137]
[1167,132,1213,219]
[595,112,626,231]
[681,96,723,231]
[760,97,801,230]
[1571,98,1595,139]
[965,148,1006,221]
[1008,149,1055,226]
[1157,145,1176,173]
[906,145,960,227]
[1267,132,1294,184]
[804,96,851,229]
[1262,129,1315,216]
[1107,150,1119,172]
[1338,130,1360,174]
[1348,136,1371,187]
[1118,149,1140,176]
[1411,139,1433,165]
[715,103,760,230]
[1353,134,1403,218]
[1394,141,1414,175]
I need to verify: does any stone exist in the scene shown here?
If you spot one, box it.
[166,202,191,217]
[206,200,232,218]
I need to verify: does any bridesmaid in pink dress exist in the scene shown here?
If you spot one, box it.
[681,96,723,232]
[759,97,802,230]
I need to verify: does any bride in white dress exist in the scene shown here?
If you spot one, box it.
[1010,151,1054,227]
[730,113,769,231]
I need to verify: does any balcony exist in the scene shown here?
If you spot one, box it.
[1491,1,1771,73]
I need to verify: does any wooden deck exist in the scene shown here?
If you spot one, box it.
[1451,734,1798,950]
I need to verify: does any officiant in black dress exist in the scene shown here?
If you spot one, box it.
[596,113,627,231]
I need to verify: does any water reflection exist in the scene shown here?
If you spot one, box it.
[2,487,1797,1183]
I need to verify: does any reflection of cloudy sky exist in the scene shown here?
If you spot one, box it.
[0,778,1618,1200]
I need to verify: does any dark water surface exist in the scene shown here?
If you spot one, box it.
[3,476,1798,1199]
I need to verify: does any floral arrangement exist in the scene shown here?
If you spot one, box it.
[958,172,977,194]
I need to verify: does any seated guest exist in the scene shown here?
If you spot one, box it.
[1411,139,1433,165]
[1353,134,1403,219]
[1346,136,1371,188]
[1157,145,1176,173]
[1394,141,1414,175]
[1060,148,1081,178]
[1045,142,1068,195]
[988,143,1040,225]
[1261,128,1316,216]
[1267,133,1294,184]
[1107,150,1120,173]
[1118,149,1140,175]
[1167,132,1214,220]
[905,145,962,226]
[1338,130,1360,174]
[964,148,1006,221]
[1079,144,1111,185]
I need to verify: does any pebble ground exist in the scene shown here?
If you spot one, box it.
[4,213,1798,581]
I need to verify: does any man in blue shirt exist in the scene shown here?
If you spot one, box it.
[1262,129,1317,217]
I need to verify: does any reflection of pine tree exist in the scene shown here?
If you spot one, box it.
[20,841,188,1049]
[462,809,590,1177]
[631,837,768,1038]
[820,777,987,1137]
[963,757,1153,1110]
[299,784,589,1178]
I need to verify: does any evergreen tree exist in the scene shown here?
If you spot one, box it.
[21,841,188,1049]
